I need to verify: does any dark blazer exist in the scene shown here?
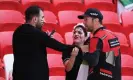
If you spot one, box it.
[12,24,73,80]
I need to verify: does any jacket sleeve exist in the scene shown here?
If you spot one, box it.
[113,49,121,80]
[37,30,74,52]
[83,37,103,66]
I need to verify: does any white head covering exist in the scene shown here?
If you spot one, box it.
[73,23,85,30]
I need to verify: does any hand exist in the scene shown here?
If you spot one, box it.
[80,45,89,53]
[71,47,79,57]
[46,30,54,38]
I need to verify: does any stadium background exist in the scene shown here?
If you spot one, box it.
[0,0,133,80]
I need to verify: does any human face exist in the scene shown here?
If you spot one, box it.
[83,16,94,32]
[73,27,86,45]
[36,10,45,30]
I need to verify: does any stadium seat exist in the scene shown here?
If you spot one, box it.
[122,76,133,80]
[121,11,133,27]
[129,33,133,49]
[0,0,23,12]
[44,11,58,24]
[121,54,133,76]
[58,11,83,36]
[122,67,133,76]
[58,11,83,26]
[121,54,133,68]
[46,32,64,54]
[114,32,129,47]
[47,54,64,68]
[22,0,57,14]
[3,54,14,80]
[0,10,24,31]
[0,31,13,59]
[64,32,73,45]
[47,54,65,76]
[101,11,121,32]
[49,76,65,80]
[52,0,85,11]
[0,77,5,80]
[121,11,133,36]
[42,11,60,32]
[84,0,116,12]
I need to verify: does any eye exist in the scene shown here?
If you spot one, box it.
[78,31,82,34]
[84,18,88,21]
[73,31,76,34]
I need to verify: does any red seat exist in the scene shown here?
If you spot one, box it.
[84,0,116,12]
[58,11,83,36]
[121,11,133,36]
[42,11,60,32]
[121,54,133,76]
[0,10,24,31]
[0,77,5,80]
[47,54,64,68]
[64,32,73,45]
[47,54,65,76]
[129,33,133,49]
[101,11,121,32]
[58,11,83,26]
[122,76,133,80]
[22,0,56,14]
[121,54,133,68]
[122,67,133,76]
[52,0,84,11]
[49,76,65,80]
[121,11,133,27]
[44,11,58,24]
[0,0,23,12]
[46,32,64,54]
[114,32,129,47]
[0,31,13,59]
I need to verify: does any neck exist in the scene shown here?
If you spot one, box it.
[92,24,103,34]
[74,43,84,46]
[26,21,36,28]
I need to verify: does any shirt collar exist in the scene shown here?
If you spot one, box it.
[93,27,106,35]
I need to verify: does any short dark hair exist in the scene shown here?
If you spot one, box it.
[25,5,43,22]
[92,17,102,24]
[99,20,102,24]
[74,25,87,37]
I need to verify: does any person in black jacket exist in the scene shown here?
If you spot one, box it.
[12,6,75,80]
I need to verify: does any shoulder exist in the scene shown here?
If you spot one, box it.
[94,29,117,41]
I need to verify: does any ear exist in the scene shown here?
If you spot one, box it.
[32,16,38,22]
[95,18,99,22]
[85,32,90,40]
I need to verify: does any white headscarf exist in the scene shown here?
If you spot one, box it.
[73,23,85,30]
[74,23,90,80]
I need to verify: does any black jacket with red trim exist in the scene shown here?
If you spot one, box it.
[83,27,121,80]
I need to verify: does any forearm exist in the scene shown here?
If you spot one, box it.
[39,31,74,52]
[65,55,76,72]
[83,50,100,66]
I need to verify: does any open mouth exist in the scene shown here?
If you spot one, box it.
[74,36,79,39]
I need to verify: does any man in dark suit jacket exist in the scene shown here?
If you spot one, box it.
[12,6,76,80]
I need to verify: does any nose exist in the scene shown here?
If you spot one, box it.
[43,18,46,23]
[83,20,86,25]
[75,32,79,36]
